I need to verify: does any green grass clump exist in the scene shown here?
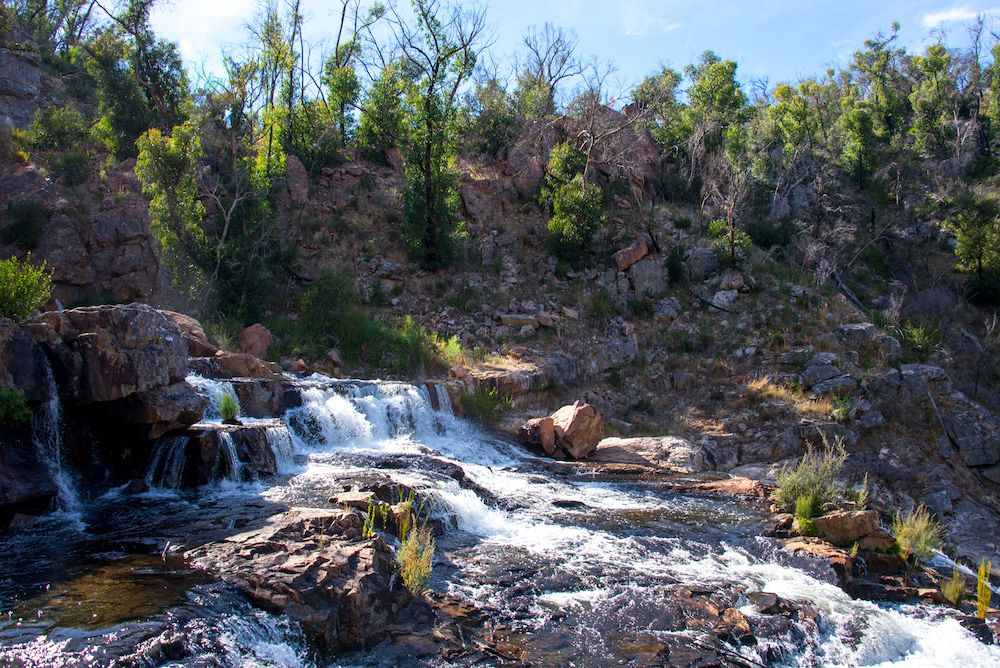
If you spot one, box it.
[0,254,52,322]
[0,386,31,425]
[218,391,239,422]
[459,386,512,426]
[774,437,847,512]
[900,320,942,363]
[892,505,943,564]
[940,566,966,607]
[978,559,993,620]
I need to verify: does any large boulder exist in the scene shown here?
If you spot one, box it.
[189,508,403,652]
[0,317,51,403]
[812,510,880,547]
[24,304,188,405]
[160,310,218,357]
[613,240,648,271]
[239,324,273,360]
[591,436,708,473]
[189,352,281,380]
[551,401,604,459]
[518,416,556,455]
[115,381,210,439]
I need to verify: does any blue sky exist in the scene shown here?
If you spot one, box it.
[151,1,1000,90]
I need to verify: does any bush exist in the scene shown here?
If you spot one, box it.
[459,386,512,426]
[900,320,942,363]
[940,566,966,607]
[746,219,794,248]
[218,392,239,422]
[774,437,847,511]
[27,105,88,151]
[892,505,943,564]
[397,525,435,595]
[0,387,31,425]
[966,271,1000,307]
[793,494,820,535]
[706,218,728,239]
[3,199,47,248]
[713,229,753,268]
[49,147,90,185]
[546,176,604,266]
[0,255,52,321]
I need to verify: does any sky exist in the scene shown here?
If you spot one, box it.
[150,1,1000,91]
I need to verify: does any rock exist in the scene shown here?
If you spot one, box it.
[838,323,876,347]
[189,352,280,380]
[519,416,556,455]
[159,310,218,357]
[672,476,769,498]
[189,508,402,652]
[778,347,814,366]
[811,377,858,395]
[24,304,188,405]
[630,258,665,296]
[711,290,738,310]
[801,365,840,389]
[239,323,272,360]
[326,348,343,368]
[716,607,754,644]
[497,313,539,328]
[287,358,309,375]
[562,307,580,320]
[0,426,57,525]
[0,317,51,403]
[449,364,468,379]
[782,537,853,586]
[812,510,880,547]
[329,491,377,510]
[857,528,896,553]
[550,401,604,459]
[115,380,210,439]
[284,154,309,204]
[591,436,707,472]
[613,240,648,271]
[685,248,717,279]
[717,269,745,292]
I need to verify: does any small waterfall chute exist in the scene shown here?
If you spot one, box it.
[145,436,190,489]
[262,422,297,474]
[187,374,240,421]
[216,431,243,483]
[32,360,81,513]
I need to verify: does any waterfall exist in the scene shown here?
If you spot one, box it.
[145,436,190,489]
[432,383,453,414]
[32,360,81,513]
[263,423,297,474]
[216,432,243,483]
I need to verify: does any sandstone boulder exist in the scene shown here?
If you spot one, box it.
[519,416,556,455]
[591,436,707,472]
[551,401,604,459]
[189,352,281,380]
[115,381,210,439]
[613,240,648,271]
[160,310,217,357]
[782,537,853,586]
[189,508,402,652]
[240,323,272,360]
[24,304,188,405]
[812,510,880,547]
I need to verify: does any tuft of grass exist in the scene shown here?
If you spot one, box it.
[892,505,944,564]
[793,494,820,536]
[460,386,513,426]
[218,391,239,422]
[940,566,966,607]
[774,437,847,512]
[397,525,435,595]
[900,320,942,363]
[978,559,993,620]
[746,376,835,418]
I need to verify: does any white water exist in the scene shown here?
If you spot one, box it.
[216,431,243,483]
[31,361,81,514]
[263,376,1000,667]
[187,374,240,421]
[145,436,189,488]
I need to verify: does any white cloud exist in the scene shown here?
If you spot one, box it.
[621,0,683,37]
[922,6,998,27]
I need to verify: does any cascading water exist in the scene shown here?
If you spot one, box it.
[187,374,240,420]
[31,360,81,514]
[4,372,1000,667]
[145,435,190,489]
[215,431,243,483]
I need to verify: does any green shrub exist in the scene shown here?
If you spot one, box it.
[546,176,604,266]
[706,218,728,239]
[746,219,794,248]
[966,271,1000,307]
[0,387,31,425]
[27,105,88,151]
[397,525,435,595]
[977,559,993,619]
[218,392,239,422]
[0,255,52,321]
[774,437,847,511]
[460,386,512,426]
[892,505,943,564]
[940,566,966,607]
[900,320,942,363]
[712,229,753,268]
[666,245,685,283]
[50,147,90,185]
[3,199,47,248]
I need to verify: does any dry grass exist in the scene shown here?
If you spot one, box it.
[746,375,835,418]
